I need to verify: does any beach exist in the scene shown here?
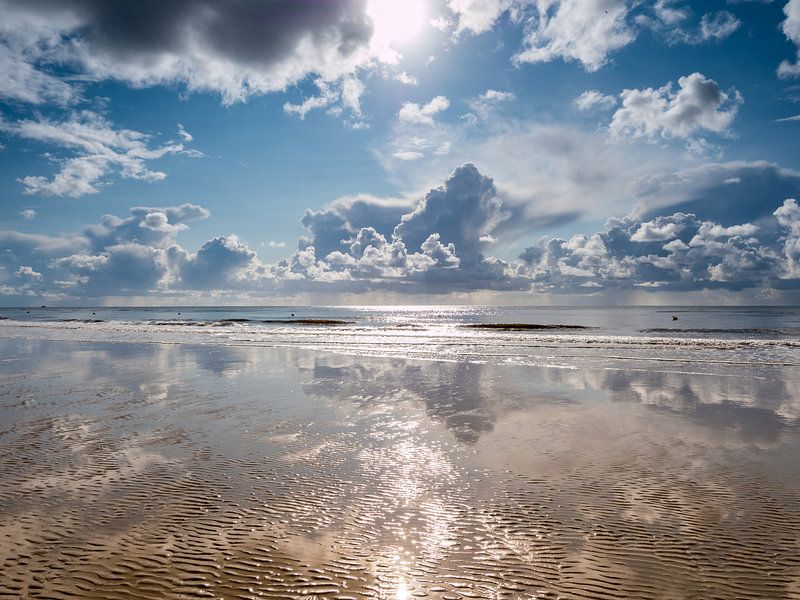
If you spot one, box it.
[1,307,800,598]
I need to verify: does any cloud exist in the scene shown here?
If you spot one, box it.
[398,95,450,125]
[518,202,799,293]
[82,203,210,252]
[0,111,198,197]
[277,164,539,293]
[779,0,800,78]
[445,0,517,34]
[170,235,258,289]
[395,71,418,85]
[14,265,43,281]
[609,72,742,140]
[647,3,741,44]
[513,0,637,72]
[20,209,36,220]
[697,11,741,42]
[54,243,167,293]
[0,43,77,105]
[468,89,515,118]
[775,114,800,122]
[265,240,287,248]
[283,76,367,125]
[176,124,193,142]
[575,90,617,111]
[631,161,800,224]
[0,0,402,106]
[6,163,800,301]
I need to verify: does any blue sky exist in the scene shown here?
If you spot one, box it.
[1,0,800,305]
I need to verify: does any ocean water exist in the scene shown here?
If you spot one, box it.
[3,304,800,373]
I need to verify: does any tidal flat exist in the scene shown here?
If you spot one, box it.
[1,335,799,599]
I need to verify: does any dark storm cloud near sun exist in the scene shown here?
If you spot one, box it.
[0,0,377,103]
[1,0,800,302]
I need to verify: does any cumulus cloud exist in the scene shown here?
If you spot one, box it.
[170,235,258,289]
[14,265,43,281]
[398,95,450,126]
[54,244,167,293]
[0,111,198,197]
[514,0,637,72]
[20,209,36,220]
[445,0,519,34]
[6,164,800,301]
[82,203,210,253]
[575,90,617,111]
[609,72,742,140]
[517,202,799,293]
[779,0,800,78]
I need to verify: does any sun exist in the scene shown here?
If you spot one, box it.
[367,0,427,47]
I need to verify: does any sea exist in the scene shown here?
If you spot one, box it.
[2,304,800,374]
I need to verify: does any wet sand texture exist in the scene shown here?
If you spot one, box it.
[1,338,799,598]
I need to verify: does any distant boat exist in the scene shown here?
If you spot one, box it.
[672,315,678,321]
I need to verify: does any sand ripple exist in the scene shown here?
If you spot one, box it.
[1,338,799,598]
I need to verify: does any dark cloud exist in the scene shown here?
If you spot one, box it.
[0,0,379,104]
[53,243,166,293]
[633,162,800,225]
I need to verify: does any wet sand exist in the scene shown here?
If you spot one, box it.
[1,336,800,598]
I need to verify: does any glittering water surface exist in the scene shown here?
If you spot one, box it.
[1,314,800,598]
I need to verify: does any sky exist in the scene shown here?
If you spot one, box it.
[1,0,800,305]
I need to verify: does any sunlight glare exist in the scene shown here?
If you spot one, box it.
[368,0,427,47]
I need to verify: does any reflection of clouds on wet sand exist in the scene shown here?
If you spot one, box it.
[290,349,799,448]
[1,337,800,598]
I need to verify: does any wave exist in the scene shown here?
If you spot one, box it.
[462,323,593,331]
[643,327,800,336]
[60,318,105,323]
[146,318,352,327]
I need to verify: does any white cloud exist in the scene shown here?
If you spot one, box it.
[779,0,800,78]
[609,72,742,140]
[519,205,791,292]
[266,240,287,248]
[395,72,418,85]
[446,0,517,34]
[398,95,450,125]
[575,90,617,111]
[176,124,193,142]
[513,0,637,72]
[0,43,77,105]
[1,111,197,197]
[283,77,367,125]
[698,11,741,42]
[393,150,425,161]
[775,114,800,122]
[469,89,516,118]
[14,265,43,281]
[20,209,36,220]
